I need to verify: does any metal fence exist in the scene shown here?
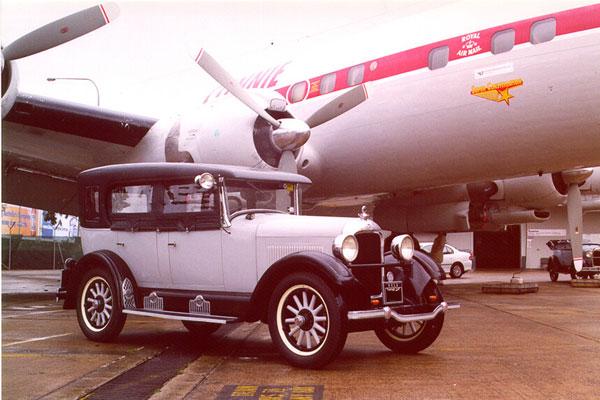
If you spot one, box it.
[2,235,83,270]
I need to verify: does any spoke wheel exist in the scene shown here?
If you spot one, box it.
[278,285,329,355]
[268,272,346,369]
[81,276,113,332]
[76,268,126,342]
[383,321,426,341]
[375,313,444,354]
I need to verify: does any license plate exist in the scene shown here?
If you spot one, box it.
[383,281,403,305]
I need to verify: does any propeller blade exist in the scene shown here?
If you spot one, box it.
[2,2,120,61]
[277,150,298,174]
[305,84,368,128]
[566,183,584,272]
[194,48,281,128]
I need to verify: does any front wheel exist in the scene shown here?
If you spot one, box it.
[267,272,347,369]
[76,267,126,342]
[549,271,559,282]
[375,313,444,354]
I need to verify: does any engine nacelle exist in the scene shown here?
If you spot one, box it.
[1,58,20,119]
[491,173,565,209]
[126,90,294,169]
[374,199,471,233]
[487,206,551,225]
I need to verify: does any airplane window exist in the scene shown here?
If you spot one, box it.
[320,73,337,94]
[289,81,308,103]
[530,18,556,44]
[492,29,515,54]
[347,64,364,86]
[428,46,449,70]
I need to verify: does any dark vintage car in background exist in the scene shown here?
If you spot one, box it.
[546,240,600,281]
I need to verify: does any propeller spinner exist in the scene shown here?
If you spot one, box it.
[194,48,368,173]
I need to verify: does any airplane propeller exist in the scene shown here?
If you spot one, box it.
[1,3,120,118]
[561,168,593,273]
[2,2,120,62]
[194,48,368,173]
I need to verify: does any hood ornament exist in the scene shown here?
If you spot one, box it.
[358,205,370,220]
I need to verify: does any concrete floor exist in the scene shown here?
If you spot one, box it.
[2,271,599,399]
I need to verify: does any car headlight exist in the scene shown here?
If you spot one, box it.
[333,234,359,263]
[391,234,414,261]
[585,250,593,259]
[194,173,215,190]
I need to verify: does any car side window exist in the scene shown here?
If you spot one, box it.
[443,246,453,254]
[164,183,216,214]
[83,186,100,222]
[111,185,153,214]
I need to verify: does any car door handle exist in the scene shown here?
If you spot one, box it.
[168,242,176,247]
[116,242,125,247]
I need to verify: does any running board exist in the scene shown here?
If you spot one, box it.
[123,309,238,324]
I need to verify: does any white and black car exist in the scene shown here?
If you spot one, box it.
[58,163,459,368]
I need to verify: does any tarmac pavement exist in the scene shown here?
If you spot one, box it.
[2,268,599,399]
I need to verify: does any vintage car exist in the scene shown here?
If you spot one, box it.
[547,240,600,281]
[58,162,459,368]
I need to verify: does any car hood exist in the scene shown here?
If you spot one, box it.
[255,213,381,239]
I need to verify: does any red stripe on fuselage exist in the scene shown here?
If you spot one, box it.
[276,3,600,102]
[99,4,110,24]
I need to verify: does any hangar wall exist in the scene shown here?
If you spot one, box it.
[523,208,600,269]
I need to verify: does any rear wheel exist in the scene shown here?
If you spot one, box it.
[182,321,220,336]
[549,271,559,282]
[375,314,444,354]
[450,263,464,279]
[267,272,347,369]
[76,267,126,342]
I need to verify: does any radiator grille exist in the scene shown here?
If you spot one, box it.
[354,232,383,264]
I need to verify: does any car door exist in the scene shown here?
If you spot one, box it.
[109,183,167,288]
[158,182,224,291]
[442,245,455,271]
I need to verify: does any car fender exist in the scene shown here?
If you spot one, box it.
[248,251,357,322]
[61,250,136,310]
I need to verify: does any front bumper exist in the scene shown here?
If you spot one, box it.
[347,301,460,323]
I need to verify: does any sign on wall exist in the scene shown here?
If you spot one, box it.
[527,228,567,237]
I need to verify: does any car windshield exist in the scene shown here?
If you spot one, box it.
[226,180,295,215]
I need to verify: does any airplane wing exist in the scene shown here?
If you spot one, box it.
[2,92,157,214]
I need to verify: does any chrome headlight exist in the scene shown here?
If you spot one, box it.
[333,234,359,263]
[585,250,593,259]
[194,173,215,190]
[391,234,414,261]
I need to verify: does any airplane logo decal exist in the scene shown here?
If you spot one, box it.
[470,78,524,105]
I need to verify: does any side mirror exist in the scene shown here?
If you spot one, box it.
[194,173,215,190]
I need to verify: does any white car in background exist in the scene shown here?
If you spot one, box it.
[420,243,473,279]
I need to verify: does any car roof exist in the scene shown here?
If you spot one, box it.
[78,162,312,186]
